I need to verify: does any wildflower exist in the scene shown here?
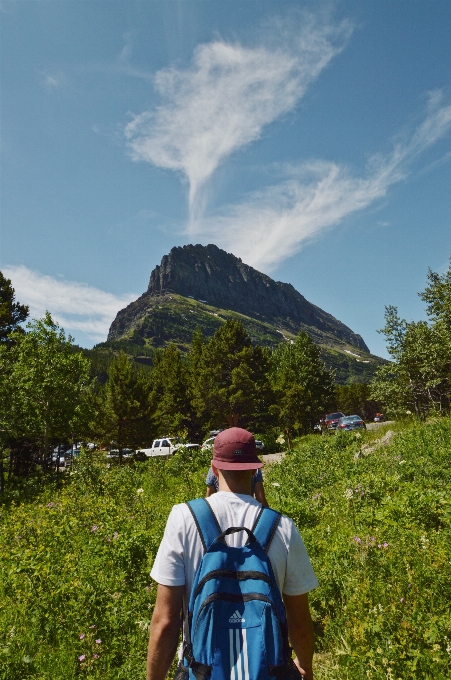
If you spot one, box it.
[383,542,389,548]
[46,502,56,508]
[271,482,281,487]
[400,598,404,603]
[378,544,382,548]
[93,654,99,659]
[312,493,321,500]
[399,460,406,465]
[432,644,440,652]
[344,488,353,500]
[79,655,85,662]
[137,488,144,494]
[370,537,376,542]
[89,625,96,628]
[90,525,98,533]
[79,633,85,640]
[353,535,361,543]
[113,532,119,539]
[95,639,101,644]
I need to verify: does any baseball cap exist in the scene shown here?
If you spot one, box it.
[212,427,262,470]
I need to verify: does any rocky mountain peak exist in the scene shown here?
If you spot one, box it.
[144,244,369,352]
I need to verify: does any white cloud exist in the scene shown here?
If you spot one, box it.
[40,71,65,91]
[2,265,136,343]
[191,92,451,271]
[124,15,351,218]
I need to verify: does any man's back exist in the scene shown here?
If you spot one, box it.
[151,491,318,609]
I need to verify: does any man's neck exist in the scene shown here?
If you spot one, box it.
[214,466,254,495]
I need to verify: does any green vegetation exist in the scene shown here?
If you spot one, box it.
[371,259,451,419]
[1,418,450,679]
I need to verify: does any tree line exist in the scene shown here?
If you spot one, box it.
[0,272,341,476]
[3,257,447,482]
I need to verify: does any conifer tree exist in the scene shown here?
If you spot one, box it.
[271,331,335,436]
[194,320,274,432]
[149,343,192,438]
[0,272,29,343]
[103,351,141,462]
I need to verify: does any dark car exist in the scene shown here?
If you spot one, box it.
[337,415,366,431]
[321,412,345,432]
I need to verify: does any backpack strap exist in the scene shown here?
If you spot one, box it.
[250,506,281,552]
[186,498,222,552]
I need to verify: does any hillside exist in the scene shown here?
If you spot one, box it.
[1,418,450,678]
[100,244,385,383]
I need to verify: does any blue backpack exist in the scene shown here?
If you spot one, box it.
[179,498,295,680]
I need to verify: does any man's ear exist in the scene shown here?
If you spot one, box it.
[212,463,219,477]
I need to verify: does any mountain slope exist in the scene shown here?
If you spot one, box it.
[103,244,385,384]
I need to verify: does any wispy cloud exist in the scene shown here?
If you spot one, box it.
[124,15,352,219]
[39,70,65,91]
[2,265,136,343]
[191,92,451,271]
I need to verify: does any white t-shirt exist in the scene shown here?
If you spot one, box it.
[150,492,318,602]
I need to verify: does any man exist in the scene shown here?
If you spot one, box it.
[147,428,317,680]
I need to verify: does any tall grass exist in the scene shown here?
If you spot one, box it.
[0,421,450,679]
[265,420,451,679]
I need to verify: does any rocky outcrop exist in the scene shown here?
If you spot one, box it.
[108,243,369,352]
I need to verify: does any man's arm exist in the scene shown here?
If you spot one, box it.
[147,584,184,680]
[253,481,269,507]
[283,592,315,680]
[205,484,217,497]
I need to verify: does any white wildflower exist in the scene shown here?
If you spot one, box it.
[136,488,144,494]
[344,488,354,500]
[271,482,281,488]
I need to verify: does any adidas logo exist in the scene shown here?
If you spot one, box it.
[229,610,245,623]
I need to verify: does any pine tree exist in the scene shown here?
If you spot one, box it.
[194,320,274,432]
[103,352,141,463]
[271,331,335,436]
[0,272,29,343]
[149,344,192,438]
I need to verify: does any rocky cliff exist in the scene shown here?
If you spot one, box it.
[109,244,369,353]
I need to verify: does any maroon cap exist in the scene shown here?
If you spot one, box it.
[212,427,262,470]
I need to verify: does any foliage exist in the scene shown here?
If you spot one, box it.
[0,313,92,455]
[192,320,275,433]
[101,352,152,457]
[371,305,451,419]
[264,418,451,679]
[149,343,193,438]
[1,414,450,678]
[271,332,336,436]
[0,271,29,343]
[336,383,381,421]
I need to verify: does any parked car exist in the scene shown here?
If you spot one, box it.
[374,413,385,423]
[321,412,345,432]
[106,448,134,461]
[337,415,366,431]
[255,440,265,452]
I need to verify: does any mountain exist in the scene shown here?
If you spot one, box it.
[100,244,385,384]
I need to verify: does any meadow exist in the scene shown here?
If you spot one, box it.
[1,418,450,679]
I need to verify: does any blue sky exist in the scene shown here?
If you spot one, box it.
[1,1,450,358]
